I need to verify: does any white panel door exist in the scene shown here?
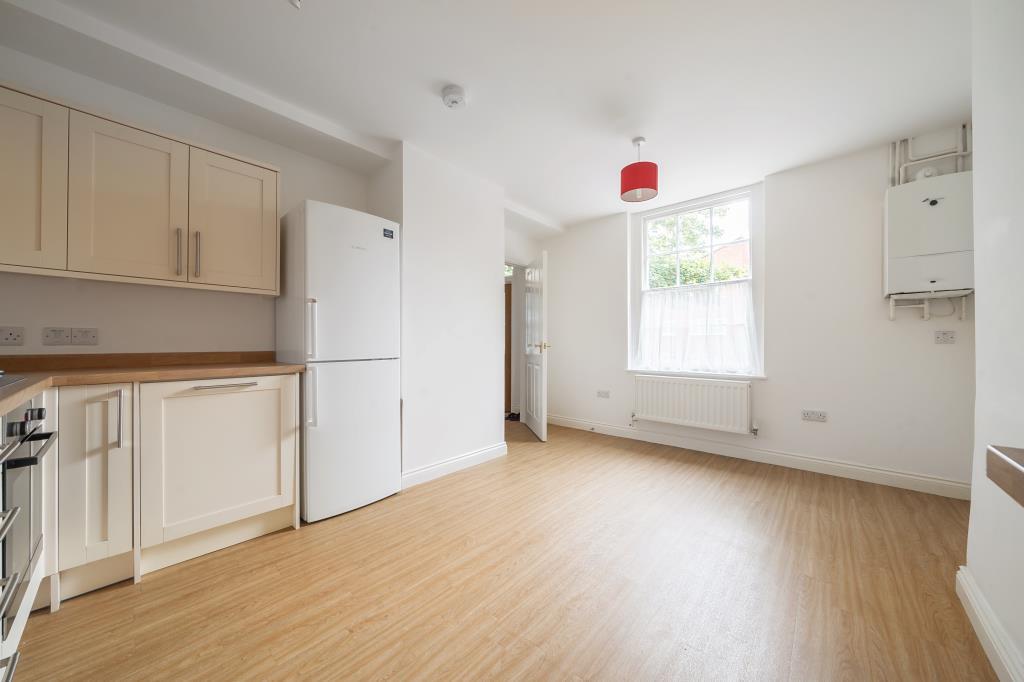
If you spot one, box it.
[0,87,68,270]
[305,201,400,361]
[303,359,401,522]
[58,384,133,570]
[140,375,297,547]
[523,251,548,441]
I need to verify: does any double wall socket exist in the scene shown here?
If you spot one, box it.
[72,328,99,345]
[596,390,611,399]
[42,327,99,346]
[0,327,25,346]
[934,330,957,344]
[42,327,71,345]
[801,409,828,423]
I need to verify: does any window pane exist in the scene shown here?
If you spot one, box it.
[712,200,750,244]
[679,209,711,248]
[645,216,677,254]
[679,249,711,285]
[648,252,677,288]
[712,240,750,281]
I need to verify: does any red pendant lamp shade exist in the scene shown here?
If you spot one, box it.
[620,137,658,202]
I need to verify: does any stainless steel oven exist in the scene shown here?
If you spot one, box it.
[0,400,56,643]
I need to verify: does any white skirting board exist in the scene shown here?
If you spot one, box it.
[402,442,508,489]
[548,415,971,500]
[957,566,1024,682]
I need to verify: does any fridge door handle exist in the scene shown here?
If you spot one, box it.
[306,365,318,427]
[306,298,318,359]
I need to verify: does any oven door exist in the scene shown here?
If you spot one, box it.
[0,418,55,641]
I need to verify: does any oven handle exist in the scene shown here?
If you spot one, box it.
[0,572,21,626]
[0,651,19,682]
[0,424,41,466]
[0,507,20,546]
[4,431,57,469]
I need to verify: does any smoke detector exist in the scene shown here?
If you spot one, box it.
[288,0,301,9]
[441,84,467,109]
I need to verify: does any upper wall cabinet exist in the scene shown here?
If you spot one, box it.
[68,111,190,282]
[0,84,280,295]
[189,149,278,291]
[0,88,69,270]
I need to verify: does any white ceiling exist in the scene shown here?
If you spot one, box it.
[2,0,971,226]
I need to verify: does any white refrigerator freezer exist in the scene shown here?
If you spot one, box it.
[277,200,401,522]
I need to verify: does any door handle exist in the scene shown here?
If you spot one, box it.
[175,227,183,276]
[306,366,318,427]
[194,230,201,278]
[191,382,258,391]
[307,298,318,360]
[116,388,125,449]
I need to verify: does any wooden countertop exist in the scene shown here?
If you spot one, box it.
[987,445,1024,508]
[0,353,303,415]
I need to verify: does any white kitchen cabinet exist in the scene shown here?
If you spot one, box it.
[57,384,133,571]
[140,375,297,548]
[189,148,279,292]
[0,83,280,296]
[67,111,190,282]
[0,87,69,270]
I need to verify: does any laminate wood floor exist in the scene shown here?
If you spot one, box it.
[20,423,995,680]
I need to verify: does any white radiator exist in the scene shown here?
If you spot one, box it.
[633,375,751,435]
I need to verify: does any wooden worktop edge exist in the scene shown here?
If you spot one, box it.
[0,351,277,373]
[987,445,1024,508]
[0,358,303,415]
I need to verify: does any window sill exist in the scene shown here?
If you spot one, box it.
[626,368,767,381]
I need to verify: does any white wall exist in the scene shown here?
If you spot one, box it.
[505,226,540,266]
[399,143,506,480]
[545,144,975,492]
[0,45,368,354]
[961,0,1024,676]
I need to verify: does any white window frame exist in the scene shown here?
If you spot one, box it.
[627,183,766,379]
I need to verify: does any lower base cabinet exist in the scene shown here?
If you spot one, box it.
[58,384,133,571]
[139,375,297,548]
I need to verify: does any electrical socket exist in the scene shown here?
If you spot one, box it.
[42,327,72,346]
[801,409,828,423]
[0,327,24,346]
[71,327,99,346]
[596,390,611,399]
[934,330,956,344]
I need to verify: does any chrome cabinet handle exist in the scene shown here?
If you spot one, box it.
[0,650,19,682]
[176,227,183,276]
[116,388,124,449]
[306,366,318,427]
[0,572,21,623]
[195,230,201,277]
[0,507,20,545]
[192,382,258,391]
[307,298,318,359]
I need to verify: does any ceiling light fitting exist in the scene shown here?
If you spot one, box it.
[289,0,301,9]
[620,136,658,203]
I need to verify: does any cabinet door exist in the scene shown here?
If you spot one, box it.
[0,88,69,270]
[68,111,189,281]
[58,384,133,571]
[140,375,297,547]
[189,149,278,291]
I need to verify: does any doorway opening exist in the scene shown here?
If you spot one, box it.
[504,263,518,420]
[503,253,548,442]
